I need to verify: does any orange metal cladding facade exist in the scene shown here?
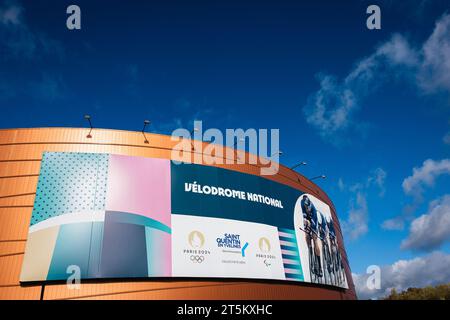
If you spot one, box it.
[0,127,357,300]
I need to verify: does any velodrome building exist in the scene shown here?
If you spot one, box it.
[0,127,356,300]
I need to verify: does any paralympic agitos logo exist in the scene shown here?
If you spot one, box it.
[256,237,276,266]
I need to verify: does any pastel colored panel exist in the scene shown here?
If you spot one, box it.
[107,210,171,234]
[106,155,171,227]
[100,214,148,278]
[279,229,304,281]
[29,211,105,233]
[20,226,60,282]
[47,222,103,280]
[285,273,305,280]
[88,222,104,278]
[145,227,171,277]
[31,152,109,226]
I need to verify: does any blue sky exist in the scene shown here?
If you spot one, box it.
[1,0,450,298]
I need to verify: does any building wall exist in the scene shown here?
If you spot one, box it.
[0,127,357,300]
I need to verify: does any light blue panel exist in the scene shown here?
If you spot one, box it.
[145,227,170,276]
[31,152,109,226]
[87,222,104,278]
[47,221,104,281]
[107,211,171,234]
[47,222,93,280]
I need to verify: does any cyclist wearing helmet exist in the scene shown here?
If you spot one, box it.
[326,213,342,282]
[318,211,327,240]
[301,195,322,277]
[326,214,336,240]
[320,211,334,282]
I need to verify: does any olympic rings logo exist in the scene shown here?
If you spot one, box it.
[190,255,205,263]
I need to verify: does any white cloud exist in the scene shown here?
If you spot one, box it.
[338,178,345,191]
[368,167,387,197]
[348,167,387,196]
[0,0,63,59]
[382,158,450,232]
[353,251,450,299]
[418,14,450,94]
[304,74,357,140]
[304,14,450,143]
[342,192,369,240]
[402,159,450,200]
[401,195,450,251]
[381,218,405,231]
[376,33,419,67]
[340,168,386,240]
[0,1,22,26]
[444,132,450,145]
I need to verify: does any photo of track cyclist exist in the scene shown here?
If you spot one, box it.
[295,194,347,287]
[301,195,323,280]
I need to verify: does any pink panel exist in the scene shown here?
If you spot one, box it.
[158,231,172,276]
[106,155,171,227]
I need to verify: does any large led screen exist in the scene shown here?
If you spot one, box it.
[20,152,348,289]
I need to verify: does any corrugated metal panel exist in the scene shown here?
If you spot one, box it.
[0,161,41,177]
[0,285,41,300]
[71,282,342,300]
[0,194,35,207]
[0,208,32,241]
[0,241,26,256]
[44,281,242,300]
[0,254,24,286]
